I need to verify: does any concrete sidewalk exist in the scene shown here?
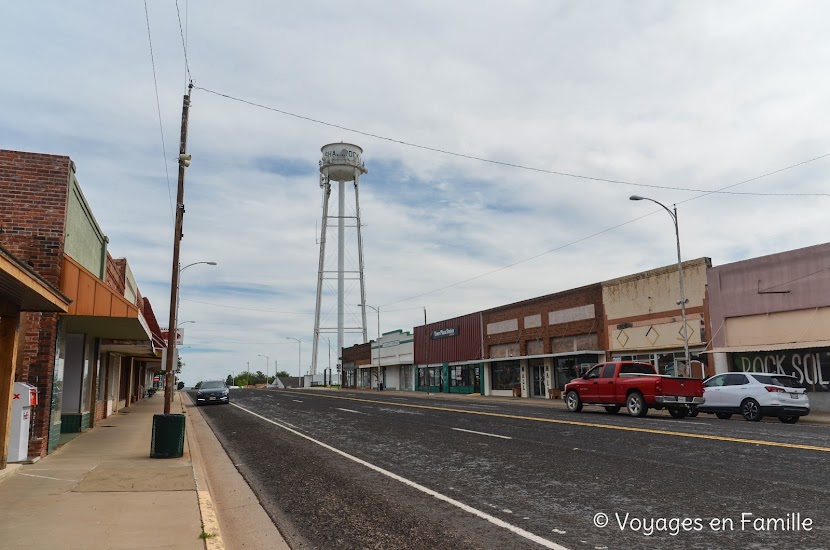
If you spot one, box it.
[0,391,290,550]
[0,393,204,549]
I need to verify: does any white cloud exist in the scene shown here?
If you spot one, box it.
[2,1,829,383]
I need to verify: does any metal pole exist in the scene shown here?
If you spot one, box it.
[258,354,269,386]
[164,83,192,415]
[629,196,691,376]
[286,337,302,387]
[312,174,330,376]
[673,204,691,374]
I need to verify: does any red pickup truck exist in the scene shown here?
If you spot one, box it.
[563,361,705,418]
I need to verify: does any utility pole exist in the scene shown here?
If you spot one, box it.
[164,82,193,415]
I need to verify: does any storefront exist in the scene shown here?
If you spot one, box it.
[414,314,483,393]
[374,330,414,391]
[707,243,830,413]
[604,258,712,380]
[341,341,371,389]
[0,244,70,469]
[481,286,607,398]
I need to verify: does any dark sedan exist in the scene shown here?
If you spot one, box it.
[195,380,230,406]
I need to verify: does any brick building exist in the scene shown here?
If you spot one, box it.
[481,284,606,398]
[0,149,161,459]
[413,313,484,394]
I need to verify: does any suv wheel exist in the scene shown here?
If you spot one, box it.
[565,390,583,412]
[779,415,799,424]
[741,399,763,422]
[715,412,732,420]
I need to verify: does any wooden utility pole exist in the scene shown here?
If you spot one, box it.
[164,82,193,414]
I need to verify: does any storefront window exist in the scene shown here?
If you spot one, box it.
[491,361,520,390]
[555,355,600,388]
[449,365,479,391]
[418,367,442,388]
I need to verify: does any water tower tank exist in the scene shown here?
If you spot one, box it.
[319,143,367,181]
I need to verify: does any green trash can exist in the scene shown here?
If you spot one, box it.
[150,413,185,458]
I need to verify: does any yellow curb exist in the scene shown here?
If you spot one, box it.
[180,392,226,550]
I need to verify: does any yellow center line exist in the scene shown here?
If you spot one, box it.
[278,390,830,453]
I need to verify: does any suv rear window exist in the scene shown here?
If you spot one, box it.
[752,374,802,388]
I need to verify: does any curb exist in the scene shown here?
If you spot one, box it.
[179,392,226,550]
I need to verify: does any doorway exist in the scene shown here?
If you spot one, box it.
[531,365,546,397]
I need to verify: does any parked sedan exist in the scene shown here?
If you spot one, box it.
[195,380,230,406]
[695,372,809,423]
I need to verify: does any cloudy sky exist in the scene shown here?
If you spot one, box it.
[2,1,829,384]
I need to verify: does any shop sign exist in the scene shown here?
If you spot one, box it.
[431,327,459,339]
[733,347,830,391]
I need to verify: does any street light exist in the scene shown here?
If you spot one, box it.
[285,337,302,387]
[163,260,216,412]
[629,195,691,375]
[257,354,270,386]
[358,304,381,389]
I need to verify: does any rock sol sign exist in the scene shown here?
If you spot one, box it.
[733,347,830,391]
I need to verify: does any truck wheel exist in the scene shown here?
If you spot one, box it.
[668,407,689,419]
[627,392,648,417]
[741,399,763,422]
[604,405,621,414]
[715,412,732,420]
[565,390,583,412]
[687,407,699,417]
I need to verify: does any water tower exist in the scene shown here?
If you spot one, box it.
[312,143,368,378]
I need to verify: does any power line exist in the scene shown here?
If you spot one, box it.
[192,85,829,198]
[143,0,175,221]
[382,212,653,307]
[174,0,192,85]
[384,150,830,306]
[182,297,313,314]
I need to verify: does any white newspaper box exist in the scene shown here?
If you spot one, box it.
[9,382,37,462]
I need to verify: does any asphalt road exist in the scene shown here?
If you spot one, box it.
[196,389,830,550]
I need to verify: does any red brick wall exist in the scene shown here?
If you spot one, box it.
[0,150,70,288]
[0,149,71,458]
[104,253,125,295]
[481,284,606,358]
[19,312,59,457]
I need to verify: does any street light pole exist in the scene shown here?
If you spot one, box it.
[630,195,691,374]
[257,354,269,386]
[323,336,332,385]
[286,337,302,387]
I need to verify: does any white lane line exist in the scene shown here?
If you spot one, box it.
[452,427,512,440]
[336,408,367,415]
[293,400,303,403]
[232,403,567,550]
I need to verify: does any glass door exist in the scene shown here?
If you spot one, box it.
[532,365,545,397]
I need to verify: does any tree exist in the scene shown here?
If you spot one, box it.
[276,370,290,378]
[177,381,185,390]
[194,381,203,389]
[226,375,234,386]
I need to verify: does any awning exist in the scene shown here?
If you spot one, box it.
[708,341,830,354]
[0,244,70,313]
[59,255,152,341]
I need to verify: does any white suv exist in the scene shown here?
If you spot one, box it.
[696,372,810,423]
